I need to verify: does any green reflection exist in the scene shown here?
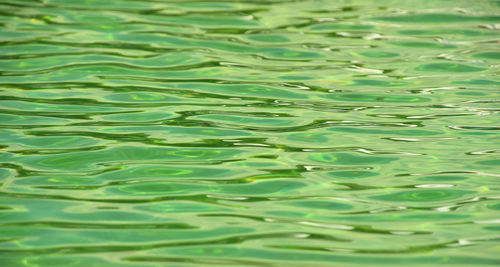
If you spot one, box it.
[0,0,498,265]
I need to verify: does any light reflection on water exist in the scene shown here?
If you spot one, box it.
[0,0,499,266]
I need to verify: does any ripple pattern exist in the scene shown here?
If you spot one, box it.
[0,0,499,266]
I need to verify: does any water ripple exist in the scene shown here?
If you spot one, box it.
[0,0,499,266]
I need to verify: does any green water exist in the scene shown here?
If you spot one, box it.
[1,0,500,266]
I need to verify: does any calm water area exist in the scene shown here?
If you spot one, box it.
[0,0,499,266]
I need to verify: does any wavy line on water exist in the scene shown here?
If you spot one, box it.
[18,129,426,154]
[0,221,198,230]
[0,231,349,255]
[0,190,374,205]
[199,213,432,236]
[0,61,227,76]
[0,51,161,60]
[265,238,486,254]
[122,256,281,267]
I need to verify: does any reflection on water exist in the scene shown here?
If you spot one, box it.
[0,0,499,266]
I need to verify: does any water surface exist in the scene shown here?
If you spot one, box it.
[0,0,499,266]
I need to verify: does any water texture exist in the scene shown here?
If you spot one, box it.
[0,0,499,266]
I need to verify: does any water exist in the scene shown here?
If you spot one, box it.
[0,0,499,266]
